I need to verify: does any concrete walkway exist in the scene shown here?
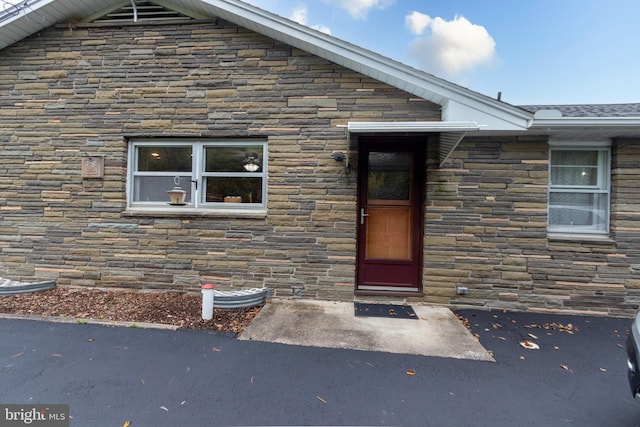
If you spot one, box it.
[238,299,494,361]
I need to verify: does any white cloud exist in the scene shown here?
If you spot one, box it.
[321,0,395,20]
[289,4,332,35]
[290,5,308,25]
[405,13,496,78]
[405,11,431,36]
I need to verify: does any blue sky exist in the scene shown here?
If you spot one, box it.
[245,0,640,106]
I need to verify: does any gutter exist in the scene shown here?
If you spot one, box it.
[531,117,640,129]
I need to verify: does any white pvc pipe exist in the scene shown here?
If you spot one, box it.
[201,284,215,320]
[130,0,138,22]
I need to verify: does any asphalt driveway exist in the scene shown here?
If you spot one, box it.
[0,309,638,426]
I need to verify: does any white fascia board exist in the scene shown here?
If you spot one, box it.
[346,121,480,133]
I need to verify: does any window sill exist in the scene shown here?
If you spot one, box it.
[123,207,267,219]
[547,232,614,244]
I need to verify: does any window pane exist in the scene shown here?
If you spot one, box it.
[133,175,192,203]
[205,177,262,203]
[367,152,411,200]
[551,165,598,186]
[550,151,599,186]
[549,192,607,230]
[137,147,192,172]
[206,146,263,173]
[551,151,598,167]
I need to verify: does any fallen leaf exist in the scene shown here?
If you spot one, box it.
[498,336,506,341]
[406,370,416,376]
[159,406,168,412]
[600,368,607,372]
[140,378,145,385]
[211,347,221,352]
[560,364,572,372]
[554,346,560,350]
[123,422,131,427]
[50,353,62,357]
[317,396,327,404]
[527,333,538,339]
[87,338,95,342]
[617,344,624,349]
[10,352,23,359]
[519,356,525,360]
[492,322,503,329]
[519,340,540,350]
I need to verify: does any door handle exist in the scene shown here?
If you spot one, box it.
[360,208,369,225]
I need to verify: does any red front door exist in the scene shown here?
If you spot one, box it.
[356,137,424,293]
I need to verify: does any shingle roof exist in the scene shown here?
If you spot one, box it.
[519,103,640,117]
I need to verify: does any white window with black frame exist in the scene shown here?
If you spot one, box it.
[127,140,267,211]
[548,140,611,236]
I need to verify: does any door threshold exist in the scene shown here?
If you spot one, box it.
[355,290,423,298]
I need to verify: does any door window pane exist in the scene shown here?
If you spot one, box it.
[367,152,411,200]
[365,206,412,260]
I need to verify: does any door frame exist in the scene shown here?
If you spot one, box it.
[355,136,425,296]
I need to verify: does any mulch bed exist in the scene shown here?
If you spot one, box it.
[0,287,261,333]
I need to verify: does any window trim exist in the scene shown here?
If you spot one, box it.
[547,140,611,235]
[126,139,267,212]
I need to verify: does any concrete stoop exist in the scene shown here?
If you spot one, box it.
[238,299,494,361]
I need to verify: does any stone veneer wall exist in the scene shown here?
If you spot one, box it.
[2,19,640,315]
[0,19,439,299]
[424,137,640,316]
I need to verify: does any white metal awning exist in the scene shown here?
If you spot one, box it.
[346,121,480,133]
[346,121,480,166]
